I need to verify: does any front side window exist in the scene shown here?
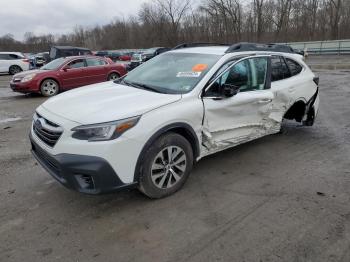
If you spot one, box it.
[0,54,9,60]
[67,59,85,69]
[123,52,221,94]
[206,57,268,96]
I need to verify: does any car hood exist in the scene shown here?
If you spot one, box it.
[14,69,49,78]
[41,81,182,124]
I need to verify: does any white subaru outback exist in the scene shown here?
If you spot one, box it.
[30,43,319,198]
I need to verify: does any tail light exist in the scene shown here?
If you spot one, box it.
[313,76,319,85]
[22,59,29,63]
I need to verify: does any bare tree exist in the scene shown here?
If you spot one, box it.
[155,0,191,43]
[1,0,350,52]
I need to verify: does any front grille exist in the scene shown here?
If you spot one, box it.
[33,113,63,147]
[32,141,61,176]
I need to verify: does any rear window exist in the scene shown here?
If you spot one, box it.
[86,58,106,66]
[285,58,303,76]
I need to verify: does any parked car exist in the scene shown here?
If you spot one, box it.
[128,47,170,70]
[119,52,133,61]
[95,51,122,62]
[30,43,319,198]
[0,52,30,74]
[10,55,127,96]
[29,52,50,69]
[49,46,92,61]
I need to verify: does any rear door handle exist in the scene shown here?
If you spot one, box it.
[258,98,272,104]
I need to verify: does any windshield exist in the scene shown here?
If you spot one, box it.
[41,58,66,70]
[123,52,220,94]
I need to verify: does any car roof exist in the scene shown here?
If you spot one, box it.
[0,52,24,55]
[170,46,230,55]
[59,55,102,60]
[52,46,90,51]
[169,46,303,59]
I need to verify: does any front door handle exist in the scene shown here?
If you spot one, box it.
[258,98,272,104]
[288,87,296,92]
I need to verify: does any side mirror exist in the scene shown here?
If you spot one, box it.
[62,65,70,72]
[222,84,240,97]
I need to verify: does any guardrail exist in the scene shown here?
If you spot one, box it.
[280,40,350,55]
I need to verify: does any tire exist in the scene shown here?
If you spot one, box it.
[108,72,120,81]
[138,133,194,199]
[40,79,59,97]
[9,65,22,75]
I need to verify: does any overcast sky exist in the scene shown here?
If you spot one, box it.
[0,0,148,40]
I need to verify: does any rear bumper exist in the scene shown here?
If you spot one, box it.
[30,134,137,194]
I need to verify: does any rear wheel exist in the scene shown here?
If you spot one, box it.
[138,133,193,199]
[108,72,120,81]
[40,79,59,97]
[9,65,22,75]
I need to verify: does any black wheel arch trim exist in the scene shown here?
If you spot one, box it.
[133,122,200,183]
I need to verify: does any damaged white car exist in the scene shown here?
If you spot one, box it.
[30,43,319,198]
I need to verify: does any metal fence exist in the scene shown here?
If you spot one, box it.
[280,39,350,55]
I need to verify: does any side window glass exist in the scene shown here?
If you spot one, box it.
[206,57,268,96]
[9,54,20,60]
[280,57,291,79]
[224,57,267,92]
[285,58,302,76]
[0,54,8,60]
[86,58,104,67]
[271,57,284,81]
[67,59,85,69]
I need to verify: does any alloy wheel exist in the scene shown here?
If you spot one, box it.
[42,80,58,96]
[151,146,187,189]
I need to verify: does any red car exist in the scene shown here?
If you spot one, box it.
[119,53,132,61]
[10,56,127,96]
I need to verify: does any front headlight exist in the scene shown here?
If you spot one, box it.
[71,116,141,141]
[21,73,37,82]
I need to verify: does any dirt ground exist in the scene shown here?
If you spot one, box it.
[1,57,350,262]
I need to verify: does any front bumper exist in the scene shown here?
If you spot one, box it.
[30,134,137,194]
[10,79,39,93]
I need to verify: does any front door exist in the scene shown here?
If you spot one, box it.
[202,56,275,153]
[60,58,87,89]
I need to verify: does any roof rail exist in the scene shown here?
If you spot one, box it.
[225,42,295,54]
[172,42,229,50]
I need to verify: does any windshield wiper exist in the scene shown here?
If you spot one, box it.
[122,80,163,93]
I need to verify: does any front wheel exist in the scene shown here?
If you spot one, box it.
[138,133,193,199]
[40,79,59,97]
[9,65,22,75]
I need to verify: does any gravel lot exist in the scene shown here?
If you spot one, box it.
[1,57,350,262]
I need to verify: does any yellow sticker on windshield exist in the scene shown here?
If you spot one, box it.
[192,64,208,72]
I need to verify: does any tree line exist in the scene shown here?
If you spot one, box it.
[0,0,349,53]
